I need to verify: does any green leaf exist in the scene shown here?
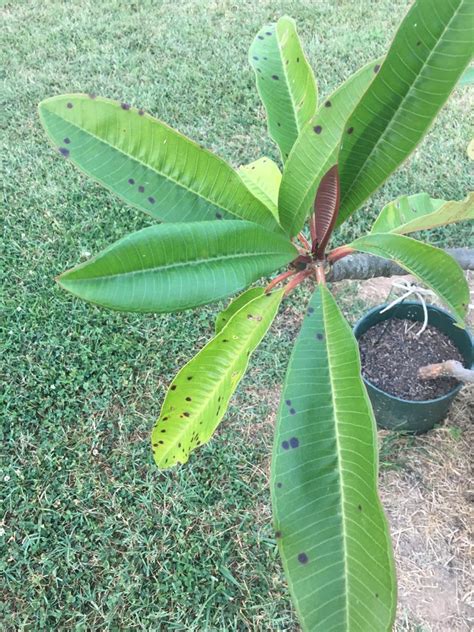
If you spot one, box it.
[215,287,265,335]
[152,289,284,468]
[249,16,318,162]
[58,221,297,313]
[338,0,474,225]
[272,285,396,631]
[278,58,381,236]
[351,233,469,323]
[238,157,281,220]
[371,192,474,235]
[38,94,280,232]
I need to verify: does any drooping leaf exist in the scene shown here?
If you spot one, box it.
[39,95,280,232]
[272,285,396,631]
[313,164,340,258]
[58,221,297,313]
[459,65,474,86]
[215,287,265,335]
[338,0,474,225]
[279,58,381,236]
[351,233,469,323]
[238,157,281,220]
[249,16,318,161]
[370,192,474,235]
[152,289,284,468]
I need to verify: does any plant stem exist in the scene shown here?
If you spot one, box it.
[297,232,311,251]
[284,269,312,295]
[315,262,326,285]
[266,269,297,292]
[327,245,355,263]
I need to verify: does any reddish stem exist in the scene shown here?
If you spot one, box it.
[265,268,296,292]
[309,213,317,246]
[315,263,326,285]
[284,269,312,295]
[297,231,311,251]
[327,245,355,264]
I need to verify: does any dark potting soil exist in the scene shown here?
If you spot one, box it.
[358,318,464,401]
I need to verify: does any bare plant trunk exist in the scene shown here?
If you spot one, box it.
[418,360,474,383]
[327,248,474,282]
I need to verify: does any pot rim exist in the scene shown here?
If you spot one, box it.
[353,301,473,406]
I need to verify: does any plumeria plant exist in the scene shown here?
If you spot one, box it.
[39,0,473,629]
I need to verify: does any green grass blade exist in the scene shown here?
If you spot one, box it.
[351,233,469,322]
[238,157,281,220]
[338,0,474,225]
[278,58,381,236]
[371,192,474,235]
[152,289,284,468]
[58,221,297,313]
[272,285,396,631]
[215,287,265,335]
[249,16,317,162]
[39,94,280,232]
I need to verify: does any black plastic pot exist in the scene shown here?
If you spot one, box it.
[353,301,473,434]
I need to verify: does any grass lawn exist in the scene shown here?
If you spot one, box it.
[2,0,472,629]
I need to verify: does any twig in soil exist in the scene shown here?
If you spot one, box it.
[418,361,474,383]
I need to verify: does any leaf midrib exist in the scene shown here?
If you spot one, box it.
[62,248,292,283]
[322,289,350,630]
[340,1,463,210]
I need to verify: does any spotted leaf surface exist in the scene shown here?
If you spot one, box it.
[371,192,474,235]
[249,16,317,162]
[279,58,381,236]
[58,221,297,313]
[338,0,474,225]
[215,287,265,335]
[351,233,469,323]
[272,285,396,631]
[238,157,281,220]
[39,95,280,232]
[152,289,284,468]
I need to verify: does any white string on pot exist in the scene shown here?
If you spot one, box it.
[379,280,435,336]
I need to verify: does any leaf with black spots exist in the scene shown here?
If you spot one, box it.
[152,290,284,468]
[249,17,317,162]
[272,286,396,631]
[39,94,280,232]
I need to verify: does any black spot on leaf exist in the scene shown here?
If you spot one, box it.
[272,75,279,80]
[313,125,322,134]
[128,178,135,185]
[325,100,331,107]
[316,333,324,341]
[374,64,381,73]
[170,385,176,391]
[289,408,296,415]
[121,102,131,110]
[66,102,73,109]
[63,137,71,144]
[148,196,155,204]
[298,553,308,564]
[138,185,145,193]
[347,127,354,135]
[289,437,299,448]
[59,147,70,157]
[282,441,290,450]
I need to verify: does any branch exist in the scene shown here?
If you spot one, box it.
[418,360,474,383]
[327,248,474,282]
